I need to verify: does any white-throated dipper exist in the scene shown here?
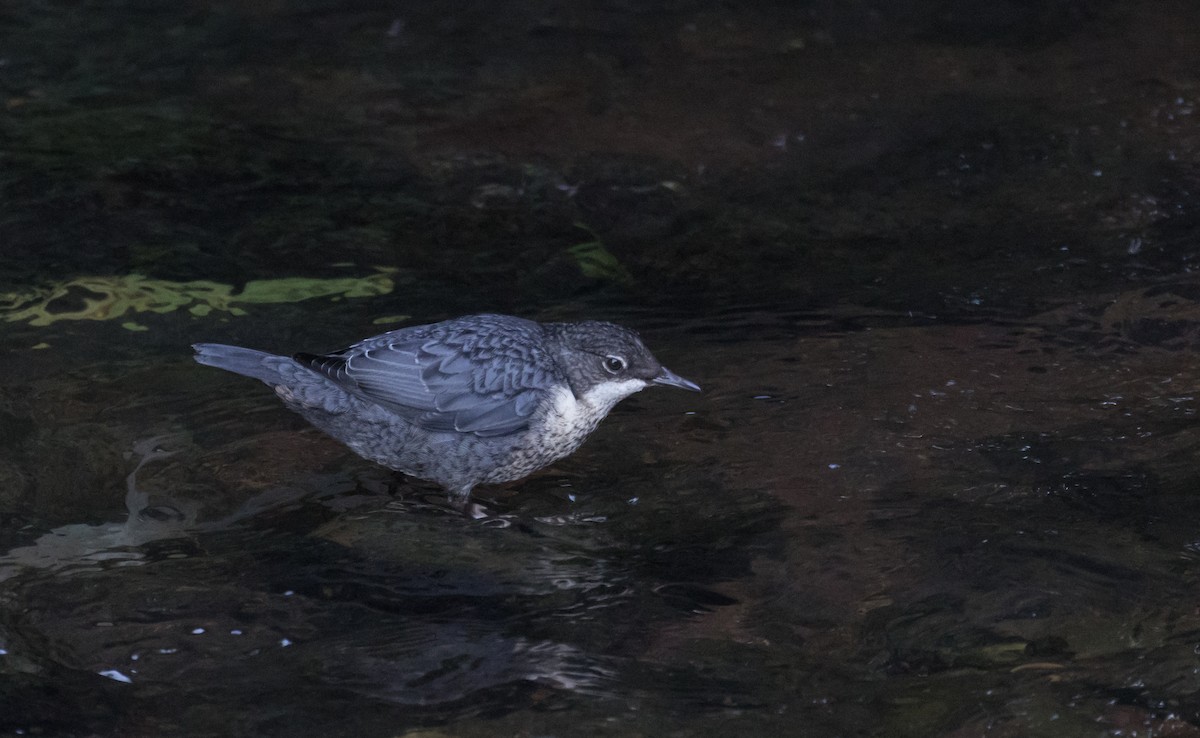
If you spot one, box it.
[193,313,700,503]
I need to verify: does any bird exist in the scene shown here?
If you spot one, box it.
[193,313,700,504]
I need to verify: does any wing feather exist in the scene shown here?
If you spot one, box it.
[294,314,559,438]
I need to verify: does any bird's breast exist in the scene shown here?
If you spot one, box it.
[540,386,592,439]
[535,386,605,454]
[535,379,646,452]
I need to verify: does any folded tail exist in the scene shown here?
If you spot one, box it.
[193,343,288,385]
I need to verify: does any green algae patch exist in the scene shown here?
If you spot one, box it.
[1,269,396,327]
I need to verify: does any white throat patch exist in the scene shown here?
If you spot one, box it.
[579,378,648,413]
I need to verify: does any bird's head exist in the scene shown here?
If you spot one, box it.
[547,321,700,410]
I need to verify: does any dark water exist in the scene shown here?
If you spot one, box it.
[4,1,1200,736]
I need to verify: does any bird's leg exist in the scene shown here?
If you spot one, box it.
[443,486,490,519]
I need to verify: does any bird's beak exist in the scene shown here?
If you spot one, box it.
[651,366,701,392]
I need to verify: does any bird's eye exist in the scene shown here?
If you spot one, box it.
[603,355,627,374]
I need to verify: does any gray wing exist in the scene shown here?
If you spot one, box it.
[295,315,560,438]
